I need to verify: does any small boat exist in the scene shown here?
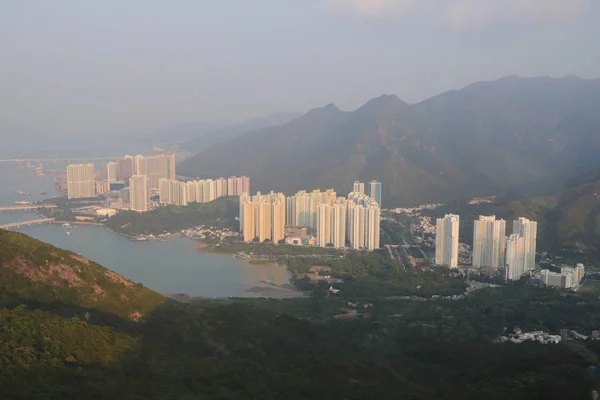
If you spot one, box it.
[65,231,71,236]
[17,190,31,196]
[40,192,47,195]
[15,201,33,205]
[62,223,71,227]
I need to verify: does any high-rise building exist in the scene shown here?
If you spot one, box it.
[435,214,459,268]
[107,162,118,187]
[513,218,537,271]
[129,175,148,212]
[353,181,365,194]
[242,176,250,195]
[472,216,506,269]
[317,203,332,247]
[505,234,525,280]
[133,152,176,190]
[67,164,95,199]
[240,192,286,244]
[368,180,382,208]
[159,179,188,206]
[117,156,134,181]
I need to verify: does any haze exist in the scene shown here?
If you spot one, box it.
[1,0,599,139]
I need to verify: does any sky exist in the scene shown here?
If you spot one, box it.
[1,0,599,138]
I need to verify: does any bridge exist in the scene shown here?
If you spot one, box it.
[0,157,119,163]
[0,205,58,212]
[0,218,56,230]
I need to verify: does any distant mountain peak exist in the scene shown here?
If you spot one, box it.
[304,103,343,118]
[356,94,408,115]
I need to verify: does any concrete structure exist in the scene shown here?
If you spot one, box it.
[541,269,575,289]
[473,215,506,269]
[505,234,526,280]
[129,175,148,212]
[240,192,286,244]
[106,162,118,187]
[513,217,537,271]
[117,155,134,181]
[368,180,382,208]
[435,214,459,268]
[67,164,95,199]
[353,181,365,194]
[96,208,117,217]
[159,179,188,206]
[133,152,175,190]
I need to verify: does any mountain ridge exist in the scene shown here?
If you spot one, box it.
[178,75,600,207]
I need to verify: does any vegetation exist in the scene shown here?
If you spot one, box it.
[104,196,239,236]
[3,231,600,398]
[201,241,345,257]
[178,76,600,206]
[0,230,165,320]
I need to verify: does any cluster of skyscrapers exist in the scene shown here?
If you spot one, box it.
[67,152,176,206]
[159,176,250,207]
[435,214,538,280]
[239,181,381,251]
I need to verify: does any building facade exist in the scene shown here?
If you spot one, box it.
[472,216,506,269]
[435,214,459,268]
[67,164,95,199]
[505,234,525,280]
[129,175,149,212]
[513,217,537,271]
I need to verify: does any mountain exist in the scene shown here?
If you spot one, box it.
[0,230,165,320]
[177,76,600,207]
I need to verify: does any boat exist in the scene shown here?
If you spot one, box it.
[40,192,47,195]
[62,223,71,227]
[15,201,33,205]
[65,231,71,236]
[131,237,147,242]
[17,190,31,196]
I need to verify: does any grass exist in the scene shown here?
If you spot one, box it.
[578,280,600,294]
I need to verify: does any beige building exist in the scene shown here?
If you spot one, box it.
[67,163,95,199]
[159,179,188,206]
[240,192,286,243]
[129,175,149,212]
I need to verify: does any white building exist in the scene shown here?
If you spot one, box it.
[473,215,506,268]
[541,269,575,289]
[513,218,537,271]
[435,214,459,268]
[159,179,188,206]
[505,234,525,280]
[67,164,95,199]
[129,175,148,212]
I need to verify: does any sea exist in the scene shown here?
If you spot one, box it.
[0,161,300,298]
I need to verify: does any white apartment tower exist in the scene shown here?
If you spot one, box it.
[505,234,526,280]
[67,164,95,199]
[472,216,506,269]
[129,175,149,212]
[435,214,459,268]
[513,218,537,271]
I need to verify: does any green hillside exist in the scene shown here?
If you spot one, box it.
[104,196,239,236]
[0,230,165,320]
[2,231,600,398]
[178,76,600,207]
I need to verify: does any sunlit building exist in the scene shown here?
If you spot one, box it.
[505,234,525,280]
[129,175,148,212]
[240,192,286,244]
[368,180,382,208]
[133,152,176,190]
[513,218,537,271]
[159,179,188,206]
[472,216,506,269]
[67,163,95,199]
[435,214,459,268]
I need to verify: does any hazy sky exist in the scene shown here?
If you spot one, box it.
[1,0,599,137]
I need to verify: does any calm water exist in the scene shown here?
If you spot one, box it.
[0,162,299,298]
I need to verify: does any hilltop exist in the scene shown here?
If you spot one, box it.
[0,230,165,320]
[178,75,600,207]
